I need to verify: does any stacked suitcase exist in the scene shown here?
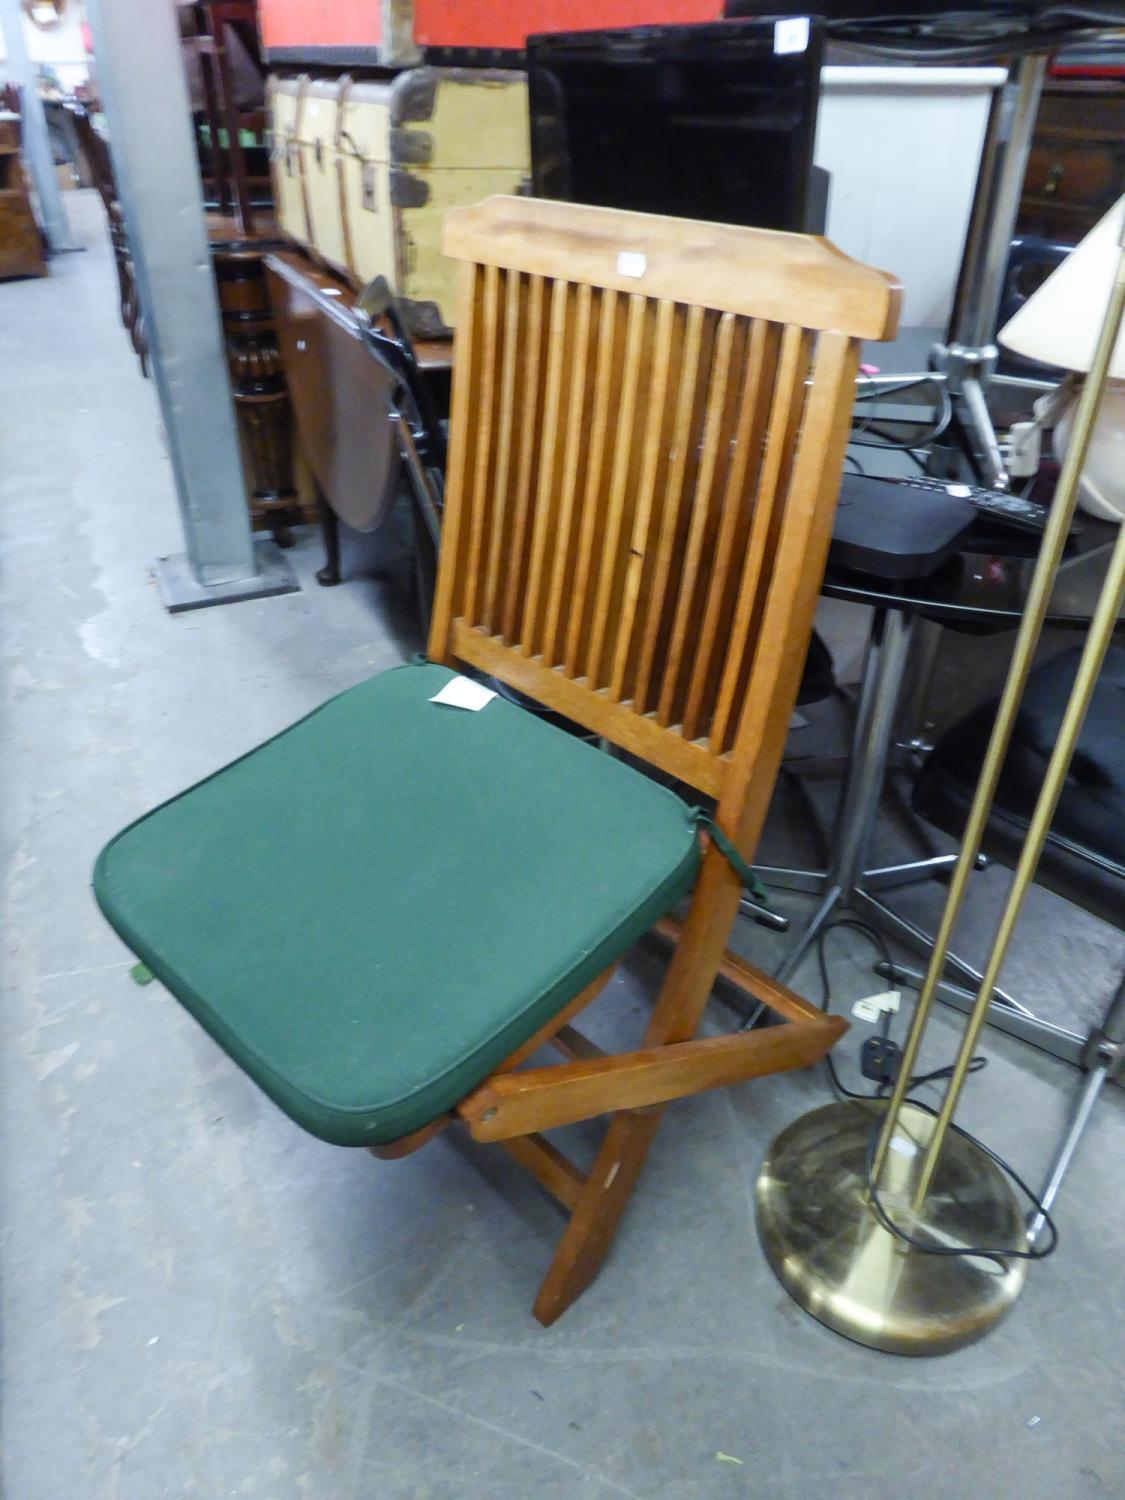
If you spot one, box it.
[262,3,733,333]
[268,68,530,335]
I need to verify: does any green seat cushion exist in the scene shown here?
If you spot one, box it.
[94,662,701,1146]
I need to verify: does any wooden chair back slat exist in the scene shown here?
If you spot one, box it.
[584,292,650,689]
[656,311,741,731]
[708,324,814,754]
[520,278,572,657]
[681,318,780,742]
[608,297,679,703]
[542,282,596,666]
[564,287,621,678]
[462,264,502,628]
[631,302,710,716]
[500,273,548,642]
[481,267,524,634]
[430,197,901,814]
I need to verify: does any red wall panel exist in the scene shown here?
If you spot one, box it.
[259,0,723,53]
[259,0,383,50]
[413,0,722,50]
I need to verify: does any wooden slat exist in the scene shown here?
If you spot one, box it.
[564,288,621,677]
[550,1025,606,1063]
[462,263,503,627]
[479,269,523,632]
[428,261,482,660]
[520,279,572,654]
[651,310,736,726]
[709,324,812,753]
[630,304,709,716]
[495,1133,586,1212]
[585,293,648,689]
[681,319,779,741]
[451,621,727,797]
[461,1015,847,1142]
[541,282,595,666]
[609,299,678,704]
[500,274,547,643]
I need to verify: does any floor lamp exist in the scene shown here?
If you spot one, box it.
[999,196,1125,524]
[756,202,1125,1356]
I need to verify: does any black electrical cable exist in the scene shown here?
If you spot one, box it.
[851,384,953,450]
[815,919,903,1100]
[864,1101,1059,1266]
[850,372,880,440]
[825,15,1124,64]
[846,437,932,470]
[815,918,989,1098]
[849,378,952,478]
[814,919,1059,1263]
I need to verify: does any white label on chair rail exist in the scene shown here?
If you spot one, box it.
[774,16,809,54]
[430,676,497,712]
[617,251,647,279]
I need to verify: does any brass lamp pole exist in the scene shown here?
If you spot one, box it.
[756,217,1125,1356]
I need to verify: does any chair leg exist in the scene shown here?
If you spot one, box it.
[533,1108,664,1326]
[316,493,342,586]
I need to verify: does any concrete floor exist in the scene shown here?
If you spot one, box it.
[2,193,1124,1500]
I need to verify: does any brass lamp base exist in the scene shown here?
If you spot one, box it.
[756,1100,1028,1356]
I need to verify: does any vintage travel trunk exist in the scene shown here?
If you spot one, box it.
[267,75,312,245]
[269,67,530,334]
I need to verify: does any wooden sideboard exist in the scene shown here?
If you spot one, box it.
[209,225,311,543]
[1019,76,1125,245]
[0,113,47,281]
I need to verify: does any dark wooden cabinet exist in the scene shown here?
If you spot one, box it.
[1019,77,1125,245]
[212,240,309,541]
[0,113,47,281]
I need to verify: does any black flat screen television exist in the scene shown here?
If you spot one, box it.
[527,18,825,233]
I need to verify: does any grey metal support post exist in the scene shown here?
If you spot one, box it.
[84,0,297,609]
[0,0,79,252]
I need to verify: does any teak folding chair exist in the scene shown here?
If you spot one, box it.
[94,197,900,1324]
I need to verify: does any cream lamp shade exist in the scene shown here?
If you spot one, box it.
[999,196,1125,377]
[999,196,1125,521]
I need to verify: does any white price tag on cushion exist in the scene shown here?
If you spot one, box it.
[429,676,497,712]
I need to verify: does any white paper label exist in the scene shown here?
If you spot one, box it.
[430,676,497,712]
[617,251,647,279]
[774,16,810,55]
[864,989,902,1014]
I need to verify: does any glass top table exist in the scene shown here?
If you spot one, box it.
[823,516,1123,631]
[752,508,1124,1065]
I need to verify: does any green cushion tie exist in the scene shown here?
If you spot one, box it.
[690,809,771,907]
